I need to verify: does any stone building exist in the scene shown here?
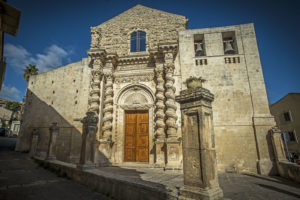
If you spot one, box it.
[270,93,300,155]
[16,5,277,175]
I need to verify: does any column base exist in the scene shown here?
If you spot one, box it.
[154,141,166,167]
[165,140,182,170]
[257,158,276,175]
[179,185,224,200]
[98,140,113,166]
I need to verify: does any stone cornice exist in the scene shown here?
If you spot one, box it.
[176,87,214,105]
[158,42,178,53]
[118,54,150,65]
[87,49,106,58]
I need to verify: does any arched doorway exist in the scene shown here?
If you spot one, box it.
[115,84,155,164]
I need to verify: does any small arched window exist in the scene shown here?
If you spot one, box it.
[130,31,146,52]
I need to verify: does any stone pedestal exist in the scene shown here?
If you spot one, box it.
[155,141,166,167]
[165,140,181,169]
[78,112,99,169]
[46,123,59,160]
[98,140,113,166]
[176,83,223,200]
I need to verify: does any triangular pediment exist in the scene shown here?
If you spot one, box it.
[96,4,187,28]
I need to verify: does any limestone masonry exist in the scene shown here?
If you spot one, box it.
[16,5,278,175]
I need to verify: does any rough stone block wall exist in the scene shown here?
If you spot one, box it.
[17,58,91,163]
[94,5,187,56]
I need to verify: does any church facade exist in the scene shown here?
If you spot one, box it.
[16,5,277,175]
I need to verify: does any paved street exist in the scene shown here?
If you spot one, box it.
[0,137,110,200]
[0,137,300,200]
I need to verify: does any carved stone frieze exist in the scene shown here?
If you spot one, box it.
[120,104,152,110]
[114,72,154,83]
[90,27,102,49]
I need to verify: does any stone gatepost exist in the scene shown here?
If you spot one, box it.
[270,127,287,174]
[46,123,59,160]
[78,112,99,169]
[29,128,39,156]
[176,77,223,200]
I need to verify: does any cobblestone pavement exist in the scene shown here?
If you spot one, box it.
[0,137,110,200]
[1,137,300,200]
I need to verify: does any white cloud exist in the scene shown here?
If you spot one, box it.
[0,84,21,100]
[4,43,72,73]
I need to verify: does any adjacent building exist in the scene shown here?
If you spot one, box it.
[270,93,300,155]
[16,5,277,175]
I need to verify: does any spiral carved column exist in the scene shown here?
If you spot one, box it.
[88,58,103,114]
[164,52,178,139]
[155,64,166,140]
[102,72,114,140]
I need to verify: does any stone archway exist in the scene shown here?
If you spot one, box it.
[114,84,155,164]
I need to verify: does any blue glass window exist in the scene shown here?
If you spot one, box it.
[130,31,146,52]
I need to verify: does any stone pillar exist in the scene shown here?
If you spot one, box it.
[270,127,287,162]
[87,55,103,114]
[163,50,180,169]
[164,52,177,139]
[102,71,114,140]
[154,62,166,166]
[99,56,116,166]
[29,129,39,156]
[176,78,223,200]
[78,112,99,169]
[46,123,59,160]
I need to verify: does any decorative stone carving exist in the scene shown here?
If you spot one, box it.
[78,112,99,168]
[164,52,178,139]
[87,52,104,114]
[114,73,154,83]
[154,64,165,140]
[102,71,114,140]
[185,76,206,89]
[46,122,59,160]
[90,27,101,49]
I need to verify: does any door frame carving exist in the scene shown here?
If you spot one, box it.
[115,84,155,164]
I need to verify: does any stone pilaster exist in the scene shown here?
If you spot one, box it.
[46,123,59,160]
[176,80,223,200]
[78,112,99,169]
[29,129,39,156]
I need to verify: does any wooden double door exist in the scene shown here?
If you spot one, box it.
[124,110,149,162]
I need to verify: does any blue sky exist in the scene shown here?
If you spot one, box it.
[1,0,299,104]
